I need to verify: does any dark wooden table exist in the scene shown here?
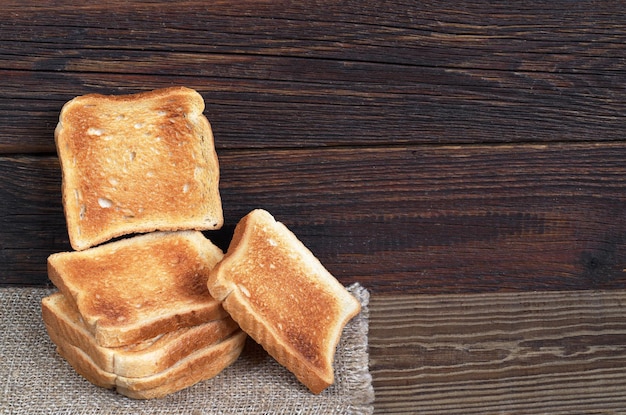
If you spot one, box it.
[3,2,626,413]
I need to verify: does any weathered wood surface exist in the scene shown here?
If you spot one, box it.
[371,290,626,414]
[2,2,626,413]
[1,2,626,153]
[4,143,626,293]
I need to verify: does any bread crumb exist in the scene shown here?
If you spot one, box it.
[98,197,113,208]
[87,127,103,136]
[238,284,251,298]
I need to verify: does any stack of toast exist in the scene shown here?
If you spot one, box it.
[44,86,361,399]
[44,231,246,399]
[44,87,241,399]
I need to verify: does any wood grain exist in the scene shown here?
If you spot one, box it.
[370,290,626,414]
[4,142,626,292]
[0,2,625,152]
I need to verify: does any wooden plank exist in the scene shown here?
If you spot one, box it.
[3,1,625,69]
[369,290,626,414]
[3,66,625,154]
[1,2,625,152]
[3,142,626,292]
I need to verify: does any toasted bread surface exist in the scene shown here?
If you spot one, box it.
[207,209,361,393]
[42,292,239,378]
[55,86,223,251]
[48,231,227,347]
[54,330,246,399]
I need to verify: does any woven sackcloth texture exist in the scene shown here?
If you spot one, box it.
[0,283,373,414]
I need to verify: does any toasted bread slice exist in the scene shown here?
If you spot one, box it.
[55,86,223,251]
[48,231,228,348]
[54,330,247,399]
[42,292,240,378]
[207,209,361,394]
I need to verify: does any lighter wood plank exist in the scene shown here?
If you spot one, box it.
[369,290,626,414]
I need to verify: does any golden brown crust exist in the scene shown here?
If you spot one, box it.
[117,340,244,399]
[42,292,240,378]
[55,86,223,251]
[54,330,246,399]
[47,231,227,347]
[207,209,361,394]
[222,290,331,394]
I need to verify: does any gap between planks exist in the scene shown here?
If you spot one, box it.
[368,289,626,414]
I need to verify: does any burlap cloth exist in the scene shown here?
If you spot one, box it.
[0,283,373,414]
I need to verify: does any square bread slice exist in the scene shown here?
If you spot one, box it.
[207,209,361,394]
[53,330,247,399]
[47,231,228,348]
[55,86,223,251]
[42,292,240,378]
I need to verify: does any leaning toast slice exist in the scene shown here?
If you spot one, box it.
[55,86,223,251]
[207,209,361,394]
[48,231,228,348]
[42,292,240,378]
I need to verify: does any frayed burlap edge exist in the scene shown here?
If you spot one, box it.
[0,283,374,415]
